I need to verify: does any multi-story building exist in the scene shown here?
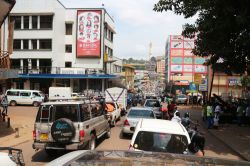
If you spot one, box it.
[2,0,119,93]
[165,35,207,87]
[121,64,135,89]
[156,56,165,80]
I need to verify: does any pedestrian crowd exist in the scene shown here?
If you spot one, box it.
[201,99,250,129]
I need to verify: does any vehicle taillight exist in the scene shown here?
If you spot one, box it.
[124,119,130,126]
[79,130,85,141]
[33,130,36,140]
[129,144,134,150]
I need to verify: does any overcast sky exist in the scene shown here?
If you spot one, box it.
[60,0,196,60]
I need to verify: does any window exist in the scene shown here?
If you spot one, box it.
[20,92,31,97]
[23,39,29,49]
[33,92,41,97]
[39,39,52,50]
[54,105,78,122]
[13,39,21,50]
[23,16,29,29]
[80,104,90,121]
[31,40,37,50]
[7,91,19,96]
[40,15,53,29]
[65,45,72,53]
[110,32,114,42]
[90,103,103,118]
[31,59,37,69]
[32,16,38,29]
[65,23,72,35]
[65,62,72,67]
[11,16,21,29]
[36,105,52,122]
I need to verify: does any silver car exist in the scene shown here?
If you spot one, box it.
[122,107,156,136]
[32,99,110,155]
[144,99,162,118]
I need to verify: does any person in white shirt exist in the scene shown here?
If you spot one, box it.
[171,110,181,123]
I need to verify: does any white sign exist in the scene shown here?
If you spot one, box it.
[199,78,208,91]
[60,68,85,74]
[171,41,183,48]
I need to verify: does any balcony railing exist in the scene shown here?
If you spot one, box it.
[11,66,106,75]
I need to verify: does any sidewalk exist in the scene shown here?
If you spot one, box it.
[0,106,36,147]
[207,123,250,161]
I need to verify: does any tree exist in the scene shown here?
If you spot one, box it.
[154,0,250,75]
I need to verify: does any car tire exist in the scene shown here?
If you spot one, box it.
[88,134,96,150]
[10,100,17,106]
[45,149,57,156]
[33,101,39,107]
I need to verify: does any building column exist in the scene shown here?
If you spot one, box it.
[102,79,105,92]
[37,59,39,69]
[70,79,74,91]
[21,16,24,29]
[86,79,89,90]
[37,16,40,29]
[29,16,32,29]
[20,59,23,69]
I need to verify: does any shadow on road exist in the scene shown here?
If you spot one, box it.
[31,149,68,163]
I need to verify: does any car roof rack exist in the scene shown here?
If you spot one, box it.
[47,96,105,103]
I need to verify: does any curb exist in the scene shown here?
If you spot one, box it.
[206,128,249,161]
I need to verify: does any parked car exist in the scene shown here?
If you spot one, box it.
[0,147,25,166]
[6,89,45,106]
[32,98,110,155]
[122,107,156,136]
[144,99,162,118]
[129,119,191,154]
[105,101,121,127]
[175,94,188,105]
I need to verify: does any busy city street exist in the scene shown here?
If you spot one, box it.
[1,0,250,165]
[0,105,244,165]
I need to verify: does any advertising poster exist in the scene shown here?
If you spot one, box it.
[171,57,182,64]
[184,41,195,49]
[184,57,193,64]
[77,10,102,58]
[183,65,192,72]
[171,65,182,72]
[195,58,205,64]
[171,41,183,48]
[171,35,183,40]
[171,49,183,56]
[184,50,193,56]
[194,65,206,73]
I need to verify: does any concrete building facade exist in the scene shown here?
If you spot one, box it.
[2,0,120,93]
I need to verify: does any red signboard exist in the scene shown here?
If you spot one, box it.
[76,10,102,58]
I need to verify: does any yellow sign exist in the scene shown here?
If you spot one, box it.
[194,74,202,84]
[104,53,108,62]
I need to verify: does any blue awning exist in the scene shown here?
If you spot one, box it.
[18,74,120,79]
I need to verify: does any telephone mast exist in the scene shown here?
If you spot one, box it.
[149,42,152,60]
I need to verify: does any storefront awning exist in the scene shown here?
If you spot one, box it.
[18,74,120,79]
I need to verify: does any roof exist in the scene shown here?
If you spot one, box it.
[41,100,100,105]
[18,74,119,79]
[138,119,189,137]
[129,107,153,111]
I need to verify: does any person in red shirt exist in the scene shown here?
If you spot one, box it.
[168,101,176,119]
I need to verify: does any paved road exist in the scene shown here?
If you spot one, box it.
[12,105,242,165]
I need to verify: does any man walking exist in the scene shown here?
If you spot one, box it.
[1,95,8,116]
[206,101,213,129]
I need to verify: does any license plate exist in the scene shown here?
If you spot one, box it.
[40,133,48,140]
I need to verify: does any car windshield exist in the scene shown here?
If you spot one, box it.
[178,95,186,98]
[145,100,160,107]
[128,109,155,118]
[133,131,188,154]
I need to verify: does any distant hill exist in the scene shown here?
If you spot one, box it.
[123,58,146,64]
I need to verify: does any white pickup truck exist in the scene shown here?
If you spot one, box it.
[105,101,121,127]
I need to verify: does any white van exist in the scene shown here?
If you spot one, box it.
[6,89,45,106]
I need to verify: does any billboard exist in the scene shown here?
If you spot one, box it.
[183,65,192,72]
[171,57,182,64]
[171,49,183,56]
[184,57,192,64]
[171,65,182,72]
[195,58,205,64]
[76,10,102,58]
[171,41,183,49]
[0,0,15,27]
[184,50,193,56]
[194,65,206,73]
